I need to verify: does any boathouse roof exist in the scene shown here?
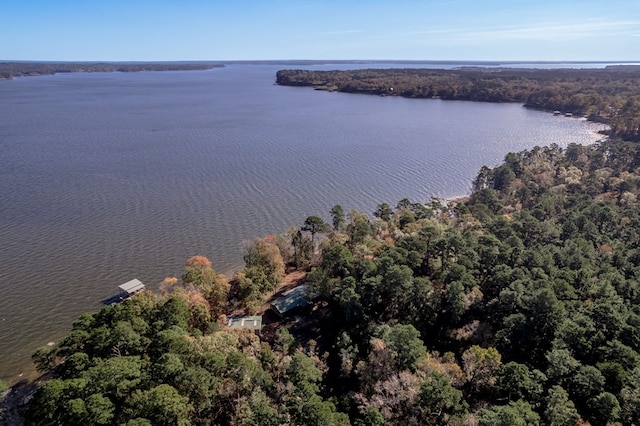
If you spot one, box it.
[118,279,145,295]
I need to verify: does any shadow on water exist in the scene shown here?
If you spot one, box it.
[100,294,128,305]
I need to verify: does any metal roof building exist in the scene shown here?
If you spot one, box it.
[271,284,309,316]
[227,315,263,331]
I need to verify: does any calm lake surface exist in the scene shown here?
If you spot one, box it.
[0,64,607,381]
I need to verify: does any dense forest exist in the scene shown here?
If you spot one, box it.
[0,62,223,80]
[276,67,640,141]
[7,138,640,425]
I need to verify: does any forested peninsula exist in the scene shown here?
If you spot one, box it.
[0,62,223,80]
[276,67,640,142]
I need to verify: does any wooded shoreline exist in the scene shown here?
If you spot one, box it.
[276,66,640,142]
[11,138,640,424]
[0,62,224,80]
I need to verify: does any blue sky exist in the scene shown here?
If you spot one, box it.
[2,0,639,61]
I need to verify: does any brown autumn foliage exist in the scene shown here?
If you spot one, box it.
[181,255,230,318]
[185,255,212,270]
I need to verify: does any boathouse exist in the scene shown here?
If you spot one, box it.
[118,279,146,298]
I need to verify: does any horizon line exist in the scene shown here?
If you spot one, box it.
[2,59,640,64]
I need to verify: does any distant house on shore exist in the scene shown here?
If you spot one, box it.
[227,315,263,333]
[118,279,145,299]
[271,285,310,316]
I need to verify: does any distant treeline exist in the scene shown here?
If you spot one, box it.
[0,62,223,80]
[276,66,640,141]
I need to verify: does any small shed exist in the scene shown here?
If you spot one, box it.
[118,279,145,298]
[227,315,263,332]
[271,284,309,316]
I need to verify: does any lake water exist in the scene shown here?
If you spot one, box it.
[0,64,607,382]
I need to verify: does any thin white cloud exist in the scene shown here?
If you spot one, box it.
[439,20,640,42]
[318,30,363,36]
